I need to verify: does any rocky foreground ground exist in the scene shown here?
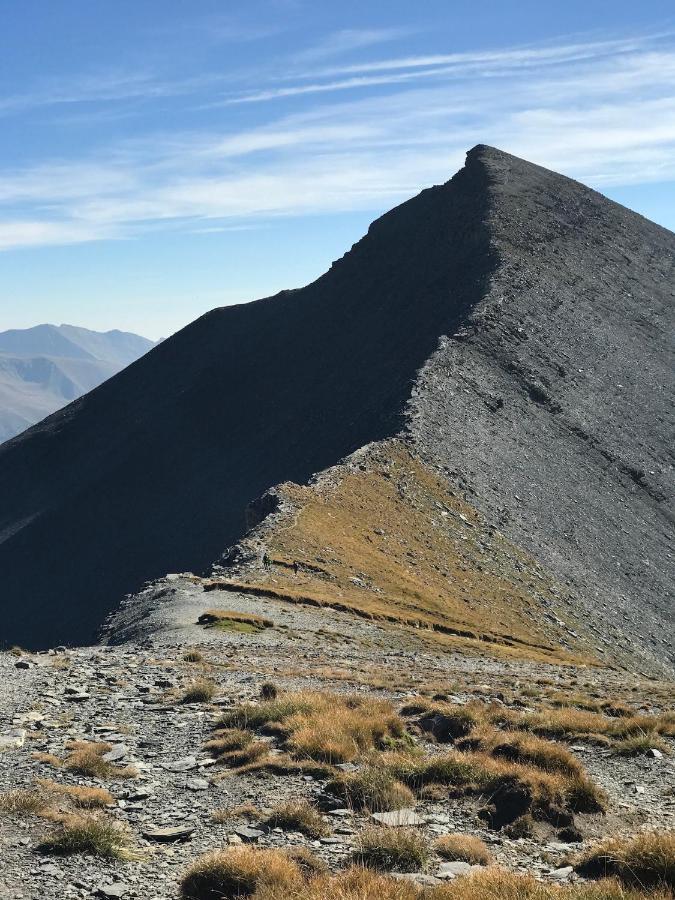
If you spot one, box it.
[1,580,673,899]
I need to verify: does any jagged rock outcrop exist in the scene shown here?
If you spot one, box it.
[0,146,672,668]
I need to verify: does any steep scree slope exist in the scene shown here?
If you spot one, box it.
[0,150,493,649]
[409,147,675,671]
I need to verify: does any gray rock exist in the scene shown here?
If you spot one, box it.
[162,755,198,772]
[0,728,26,749]
[234,826,264,842]
[101,744,128,762]
[550,866,574,880]
[186,777,209,791]
[371,809,424,827]
[437,861,476,879]
[141,825,195,842]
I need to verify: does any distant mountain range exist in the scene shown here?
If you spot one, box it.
[0,324,155,443]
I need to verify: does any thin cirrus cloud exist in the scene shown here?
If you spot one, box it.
[1,31,674,251]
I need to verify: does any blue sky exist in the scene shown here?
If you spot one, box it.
[2,1,674,338]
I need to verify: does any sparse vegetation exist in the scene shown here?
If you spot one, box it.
[183,648,204,662]
[180,847,302,899]
[212,803,261,823]
[180,678,217,703]
[61,741,137,779]
[217,691,407,765]
[199,610,274,633]
[0,787,48,815]
[263,800,328,838]
[260,682,279,700]
[434,833,491,865]
[353,826,431,872]
[257,866,421,899]
[431,870,672,899]
[575,831,675,890]
[204,728,254,756]
[37,813,132,858]
[37,780,113,809]
[327,766,414,811]
[613,733,669,757]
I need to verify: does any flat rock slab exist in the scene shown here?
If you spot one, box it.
[0,728,26,750]
[234,826,264,842]
[371,809,424,827]
[96,885,129,899]
[102,744,128,762]
[437,861,478,879]
[162,755,198,772]
[142,825,195,842]
[186,777,209,791]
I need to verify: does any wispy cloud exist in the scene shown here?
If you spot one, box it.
[293,27,410,63]
[1,31,674,250]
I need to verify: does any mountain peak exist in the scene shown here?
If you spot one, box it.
[0,150,672,673]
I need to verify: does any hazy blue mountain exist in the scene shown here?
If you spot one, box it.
[0,324,154,443]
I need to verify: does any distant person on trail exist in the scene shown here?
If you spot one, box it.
[293,561,299,575]
[262,552,271,569]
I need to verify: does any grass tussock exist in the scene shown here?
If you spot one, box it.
[37,780,113,809]
[263,800,328,838]
[204,729,254,756]
[212,803,261,823]
[182,649,204,662]
[431,870,672,899]
[37,813,132,858]
[199,610,274,633]
[0,788,48,815]
[180,678,217,703]
[62,742,137,780]
[353,826,431,872]
[378,748,606,826]
[257,866,421,899]
[180,847,302,899]
[575,831,675,890]
[218,691,408,765]
[613,733,669,757]
[434,833,491,865]
[327,766,414,812]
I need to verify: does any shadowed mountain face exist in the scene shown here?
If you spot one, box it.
[0,325,154,443]
[0,146,672,664]
[0,153,492,649]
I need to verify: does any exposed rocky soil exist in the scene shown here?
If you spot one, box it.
[1,588,673,899]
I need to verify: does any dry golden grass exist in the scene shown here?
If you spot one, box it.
[36,813,133,858]
[378,747,606,824]
[328,766,414,811]
[263,800,329,838]
[204,442,598,665]
[215,740,270,770]
[431,870,672,899]
[212,803,261,823]
[613,733,670,757]
[575,831,675,890]
[353,826,431,872]
[204,729,254,756]
[180,847,302,899]
[182,648,205,662]
[62,742,137,780]
[0,787,48,815]
[218,690,408,765]
[37,780,113,809]
[257,867,421,900]
[434,834,491,865]
[198,610,274,632]
[33,752,63,767]
[180,678,217,703]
